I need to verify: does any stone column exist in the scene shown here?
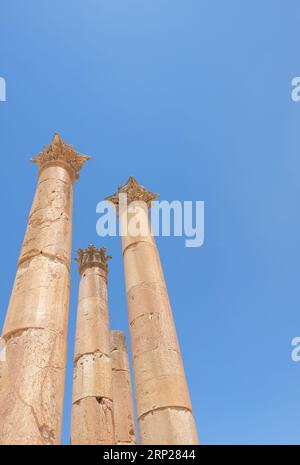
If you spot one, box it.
[0,134,89,445]
[106,177,198,445]
[111,330,136,445]
[71,245,115,445]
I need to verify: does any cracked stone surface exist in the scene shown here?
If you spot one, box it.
[71,264,115,445]
[133,350,192,418]
[139,407,199,445]
[111,330,136,445]
[0,163,75,445]
[3,255,70,336]
[74,266,110,360]
[119,203,198,445]
[0,328,66,445]
[72,352,112,404]
[71,397,114,445]
[0,360,8,402]
[20,166,73,264]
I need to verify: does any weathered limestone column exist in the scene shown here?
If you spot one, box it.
[106,177,198,445]
[71,245,115,445]
[0,134,89,445]
[111,330,136,445]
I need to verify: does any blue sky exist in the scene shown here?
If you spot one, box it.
[1,0,300,445]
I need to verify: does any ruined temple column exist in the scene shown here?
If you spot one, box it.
[106,177,198,445]
[71,245,115,445]
[111,330,136,445]
[0,134,90,445]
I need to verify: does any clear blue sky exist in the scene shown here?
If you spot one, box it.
[1,1,300,445]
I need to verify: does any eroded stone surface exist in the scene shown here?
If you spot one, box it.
[123,242,159,291]
[128,295,179,356]
[105,180,199,445]
[71,397,114,445]
[74,267,110,359]
[0,328,66,445]
[72,352,112,404]
[0,361,8,401]
[3,255,70,336]
[133,350,192,418]
[111,331,136,445]
[0,137,88,445]
[124,236,198,443]
[20,165,73,264]
[71,252,114,445]
[139,407,198,445]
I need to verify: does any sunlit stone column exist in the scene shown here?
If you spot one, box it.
[111,330,136,445]
[71,245,115,445]
[106,177,198,445]
[0,134,90,445]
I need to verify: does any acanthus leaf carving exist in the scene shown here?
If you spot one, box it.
[31,133,90,180]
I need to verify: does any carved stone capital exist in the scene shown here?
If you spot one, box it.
[31,133,90,180]
[105,176,159,210]
[75,245,112,274]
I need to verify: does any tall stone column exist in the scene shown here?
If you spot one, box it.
[0,134,89,445]
[71,245,115,445]
[106,177,198,445]
[111,330,136,445]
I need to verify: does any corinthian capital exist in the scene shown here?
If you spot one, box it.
[75,245,112,274]
[31,133,90,180]
[105,176,159,209]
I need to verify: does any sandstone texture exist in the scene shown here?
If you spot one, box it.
[111,330,136,445]
[71,246,115,445]
[107,177,198,445]
[0,134,89,444]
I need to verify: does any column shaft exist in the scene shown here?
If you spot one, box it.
[106,177,199,445]
[0,135,89,445]
[0,165,73,444]
[71,247,114,444]
[122,205,198,444]
[111,330,136,445]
